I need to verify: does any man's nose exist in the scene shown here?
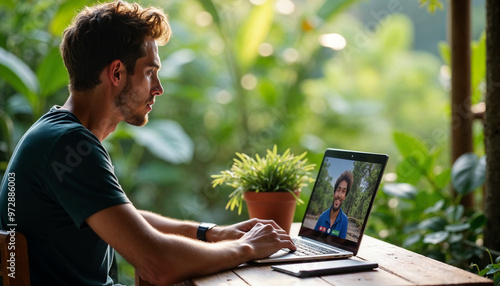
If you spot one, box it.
[153,78,164,96]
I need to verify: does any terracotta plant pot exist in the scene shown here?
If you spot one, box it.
[243,190,300,234]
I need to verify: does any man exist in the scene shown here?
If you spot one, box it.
[0,1,295,285]
[314,170,353,239]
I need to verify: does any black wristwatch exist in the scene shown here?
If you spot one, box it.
[197,222,217,241]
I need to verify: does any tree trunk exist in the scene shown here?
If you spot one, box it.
[450,0,474,208]
[484,0,500,254]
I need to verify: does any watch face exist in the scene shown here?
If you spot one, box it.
[200,223,216,229]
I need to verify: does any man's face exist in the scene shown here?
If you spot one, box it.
[115,39,163,126]
[332,180,348,211]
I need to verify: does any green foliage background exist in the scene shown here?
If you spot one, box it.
[0,0,492,284]
[0,0,456,223]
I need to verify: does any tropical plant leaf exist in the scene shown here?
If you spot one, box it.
[471,31,486,104]
[195,0,220,26]
[423,231,449,244]
[0,111,14,155]
[393,131,429,161]
[395,156,424,184]
[434,167,451,189]
[451,153,486,195]
[49,0,93,36]
[424,199,445,214]
[445,204,464,222]
[317,0,357,21]
[418,217,447,231]
[438,41,450,66]
[0,47,39,105]
[445,223,470,232]
[469,213,486,230]
[129,120,194,165]
[383,183,417,199]
[403,233,421,248]
[418,0,444,13]
[37,46,69,97]
[235,0,274,72]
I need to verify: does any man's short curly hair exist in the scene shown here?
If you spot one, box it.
[60,0,172,92]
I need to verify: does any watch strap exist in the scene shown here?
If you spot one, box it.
[197,222,217,241]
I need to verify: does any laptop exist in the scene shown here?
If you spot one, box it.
[254,148,388,263]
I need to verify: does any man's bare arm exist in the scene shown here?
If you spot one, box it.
[87,204,295,285]
[139,209,288,242]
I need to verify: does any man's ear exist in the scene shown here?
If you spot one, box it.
[108,59,125,87]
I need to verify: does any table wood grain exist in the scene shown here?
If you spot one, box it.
[178,223,493,286]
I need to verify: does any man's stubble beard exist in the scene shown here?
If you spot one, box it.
[114,77,150,127]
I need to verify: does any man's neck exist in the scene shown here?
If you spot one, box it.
[329,207,340,226]
[61,89,121,141]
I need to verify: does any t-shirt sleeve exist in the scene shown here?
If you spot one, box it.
[44,128,130,228]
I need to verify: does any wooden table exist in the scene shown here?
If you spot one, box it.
[180,223,493,286]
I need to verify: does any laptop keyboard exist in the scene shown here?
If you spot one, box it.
[291,238,340,256]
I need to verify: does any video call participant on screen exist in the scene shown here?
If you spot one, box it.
[314,170,354,239]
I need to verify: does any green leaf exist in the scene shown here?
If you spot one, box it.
[49,0,93,36]
[418,0,444,13]
[423,231,449,244]
[393,132,434,181]
[395,156,423,184]
[393,131,429,160]
[136,163,185,185]
[451,153,486,195]
[128,120,194,164]
[438,41,450,66]
[448,233,463,244]
[485,264,500,276]
[317,0,357,21]
[235,0,274,72]
[424,199,445,214]
[0,111,14,155]
[471,31,486,104]
[418,217,447,231]
[445,223,470,232]
[403,233,421,248]
[196,0,220,26]
[37,46,69,97]
[445,205,464,222]
[7,95,32,116]
[383,183,417,199]
[434,167,451,189]
[0,47,39,105]
[258,78,279,106]
[469,213,486,230]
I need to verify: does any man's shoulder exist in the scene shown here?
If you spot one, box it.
[339,208,348,220]
[37,106,84,132]
[10,107,100,169]
[26,107,95,144]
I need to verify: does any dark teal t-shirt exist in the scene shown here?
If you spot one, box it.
[0,106,130,285]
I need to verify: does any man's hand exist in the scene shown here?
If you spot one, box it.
[207,218,285,242]
[238,222,297,260]
[206,218,296,259]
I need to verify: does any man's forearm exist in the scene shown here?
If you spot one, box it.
[139,210,199,239]
[139,210,224,242]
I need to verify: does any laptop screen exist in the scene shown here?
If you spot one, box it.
[299,149,388,255]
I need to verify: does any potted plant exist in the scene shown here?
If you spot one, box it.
[211,145,315,233]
